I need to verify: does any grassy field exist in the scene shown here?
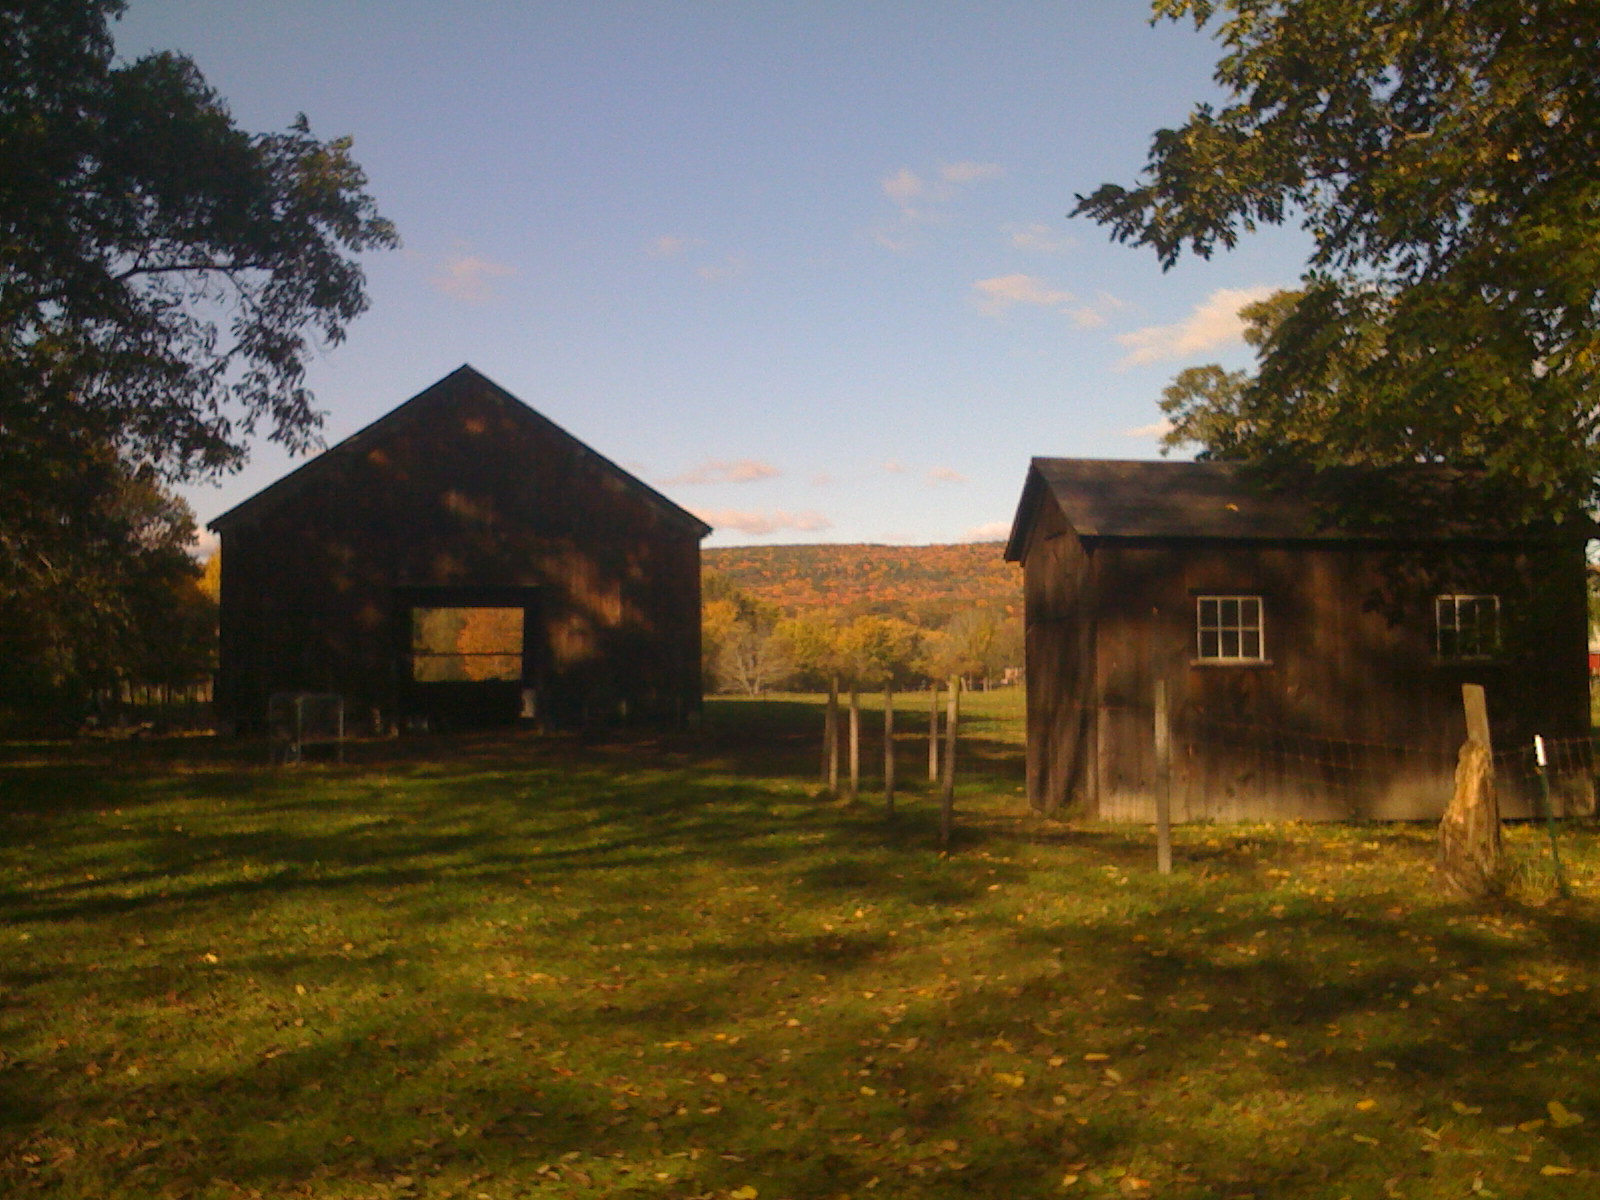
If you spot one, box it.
[2,688,1598,1200]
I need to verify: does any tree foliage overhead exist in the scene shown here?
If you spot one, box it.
[0,0,395,726]
[1075,0,1600,513]
[2,0,399,481]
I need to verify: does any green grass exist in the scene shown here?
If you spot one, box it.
[3,689,1599,1199]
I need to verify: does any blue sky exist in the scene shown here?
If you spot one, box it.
[113,1,1307,551]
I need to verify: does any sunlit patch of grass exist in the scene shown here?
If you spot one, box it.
[2,695,1598,1198]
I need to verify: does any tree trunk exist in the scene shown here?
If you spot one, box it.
[884,684,896,817]
[847,686,860,801]
[1438,739,1503,897]
[940,676,961,850]
[928,682,941,783]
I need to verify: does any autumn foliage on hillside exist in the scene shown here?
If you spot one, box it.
[703,542,1019,625]
[701,543,1022,695]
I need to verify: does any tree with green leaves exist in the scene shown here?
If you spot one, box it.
[2,1,396,725]
[0,454,211,727]
[1075,0,1600,516]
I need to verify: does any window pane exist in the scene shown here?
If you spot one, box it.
[1435,594,1499,659]
[1196,595,1264,659]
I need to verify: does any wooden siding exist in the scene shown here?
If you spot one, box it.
[1084,538,1590,822]
[1021,490,1095,816]
[214,370,704,732]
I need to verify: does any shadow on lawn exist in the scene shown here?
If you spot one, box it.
[4,711,1599,1198]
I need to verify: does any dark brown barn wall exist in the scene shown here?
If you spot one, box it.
[215,372,703,731]
[1087,538,1591,822]
[1021,493,1095,816]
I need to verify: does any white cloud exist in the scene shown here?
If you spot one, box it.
[647,234,696,258]
[961,521,1011,543]
[882,168,925,207]
[927,467,967,486]
[1124,419,1176,440]
[695,508,833,537]
[432,252,515,302]
[661,459,780,486]
[881,460,908,474]
[1115,286,1278,368]
[1007,222,1075,254]
[875,159,1004,249]
[1065,292,1126,329]
[696,254,747,283]
[189,528,219,561]
[974,273,1075,313]
[940,161,1004,185]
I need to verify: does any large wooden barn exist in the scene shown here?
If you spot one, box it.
[1005,458,1593,822]
[209,366,711,733]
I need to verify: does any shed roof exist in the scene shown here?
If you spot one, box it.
[1003,458,1580,561]
[209,365,712,538]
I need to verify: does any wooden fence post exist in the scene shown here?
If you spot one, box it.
[848,686,860,801]
[928,683,941,783]
[940,676,961,850]
[822,676,839,796]
[1155,679,1172,875]
[1438,683,1503,897]
[884,684,896,817]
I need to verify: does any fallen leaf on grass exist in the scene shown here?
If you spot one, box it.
[1356,1099,1378,1112]
[1060,1175,1079,1189]
[1539,1165,1576,1177]
[730,1187,760,1199]
[1452,1101,1484,1116]
[1547,1101,1584,1128]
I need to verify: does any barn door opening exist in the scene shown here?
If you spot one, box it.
[395,585,541,729]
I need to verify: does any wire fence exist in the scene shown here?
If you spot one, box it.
[1067,700,1596,822]
[88,678,214,735]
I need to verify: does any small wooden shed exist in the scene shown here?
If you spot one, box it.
[1004,458,1592,821]
[209,366,711,733]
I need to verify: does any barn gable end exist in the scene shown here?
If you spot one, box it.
[209,365,710,733]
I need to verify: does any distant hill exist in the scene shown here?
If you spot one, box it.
[704,542,1019,625]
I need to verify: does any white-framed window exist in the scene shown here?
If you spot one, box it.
[1196,595,1266,662]
[1436,594,1500,661]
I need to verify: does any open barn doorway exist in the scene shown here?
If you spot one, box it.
[395,585,543,729]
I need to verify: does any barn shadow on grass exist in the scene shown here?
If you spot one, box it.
[4,696,1599,1199]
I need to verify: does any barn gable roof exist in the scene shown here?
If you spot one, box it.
[209,365,712,538]
[1004,457,1582,562]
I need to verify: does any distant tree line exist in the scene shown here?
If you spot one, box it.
[701,571,1022,697]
